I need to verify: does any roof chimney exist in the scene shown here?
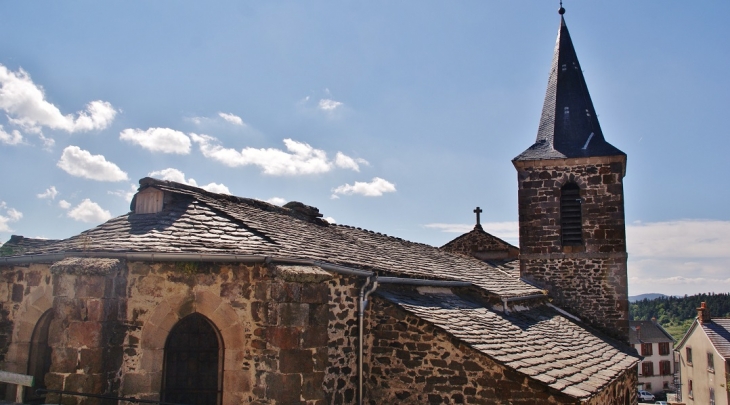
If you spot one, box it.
[651,317,657,324]
[636,325,641,341]
[698,302,711,324]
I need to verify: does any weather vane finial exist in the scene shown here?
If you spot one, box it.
[559,0,565,15]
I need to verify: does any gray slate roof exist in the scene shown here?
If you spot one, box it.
[378,288,641,401]
[703,318,730,359]
[1,178,541,299]
[629,320,675,344]
[514,15,625,161]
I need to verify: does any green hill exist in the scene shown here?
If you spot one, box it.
[629,292,730,342]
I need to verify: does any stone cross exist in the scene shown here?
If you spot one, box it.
[473,207,482,226]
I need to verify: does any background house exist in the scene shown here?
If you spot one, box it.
[629,319,676,394]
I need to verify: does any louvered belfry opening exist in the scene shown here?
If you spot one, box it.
[162,313,223,405]
[560,182,583,246]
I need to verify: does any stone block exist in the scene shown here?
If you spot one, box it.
[265,373,301,403]
[302,326,328,348]
[195,289,223,316]
[122,372,153,396]
[136,275,164,297]
[68,321,103,348]
[75,276,107,298]
[280,349,314,373]
[79,348,104,374]
[302,372,325,400]
[220,323,246,350]
[11,283,23,302]
[50,347,78,373]
[209,303,239,329]
[223,370,251,393]
[139,348,164,372]
[223,349,245,371]
[268,326,301,349]
[271,282,301,302]
[278,303,309,327]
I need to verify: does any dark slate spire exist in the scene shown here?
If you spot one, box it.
[514,11,625,161]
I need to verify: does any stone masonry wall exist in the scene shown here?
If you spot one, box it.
[515,156,629,342]
[0,262,53,401]
[122,261,332,405]
[324,275,359,404]
[364,297,582,405]
[44,258,128,405]
[365,296,638,404]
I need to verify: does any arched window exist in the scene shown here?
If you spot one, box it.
[162,313,223,405]
[560,182,583,246]
[26,309,53,402]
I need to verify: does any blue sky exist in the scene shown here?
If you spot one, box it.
[1,2,728,296]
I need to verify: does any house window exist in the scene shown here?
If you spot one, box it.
[688,379,693,398]
[663,381,669,389]
[707,352,715,372]
[710,387,715,405]
[560,182,582,246]
[658,342,670,355]
[26,309,54,401]
[642,361,654,376]
[641,343,653,356]
[686,347,693,365]
[645,382,652,391]
[659,360,671,375]
[162,313,223,405]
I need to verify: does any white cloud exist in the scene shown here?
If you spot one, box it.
[0,64,116,133]
[334,152,369,172]
[324,216,336,224]
[424,221,520,245]
[108,184,138,202]
[626,219,730,296]
[119,127,191,154]
[318,99,343,111]
[192,135,361,176]
[424,223,474,234]
[37,186,58,200]
[265,197,287,206]
[200,182,230,194]
[57,146,129,182]
[67,199,112,223]
[331,177,396,198]
[218,112,244,126]
[148,168,230,194]
[0,202,22,232]
[58,200,71,209]
[6,208,22,221]
[0,125,23,145]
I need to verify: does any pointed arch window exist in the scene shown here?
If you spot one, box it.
[26,309,54,402]
[560,182,583,246]
[162,313,223,405]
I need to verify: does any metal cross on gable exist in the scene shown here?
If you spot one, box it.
[473,206,483,226]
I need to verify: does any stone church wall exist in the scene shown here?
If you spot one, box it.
[0,262,54,401]
[0,259,340,405]
[515,156,629,342]
[364,297,580,405]
[365,296,636,405]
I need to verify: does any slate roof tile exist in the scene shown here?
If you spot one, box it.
[1,178,541,299]
[378,289,640,401]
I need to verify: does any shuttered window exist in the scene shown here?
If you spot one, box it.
[642,361,654,376]
[659,360,671,375]
[560,182,582,246]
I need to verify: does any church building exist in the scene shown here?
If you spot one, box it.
[0,8,640,405]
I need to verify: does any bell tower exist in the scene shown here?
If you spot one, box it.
[512,7,629,342]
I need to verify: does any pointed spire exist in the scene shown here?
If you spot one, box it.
[514,9,624,161]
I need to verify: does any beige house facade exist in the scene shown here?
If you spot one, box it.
[675,303,730,405]
[630,320,676,395]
